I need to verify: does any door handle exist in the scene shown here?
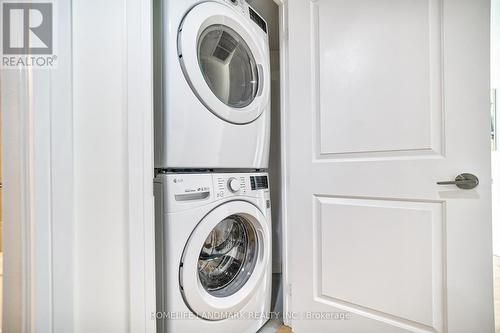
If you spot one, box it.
[256,64,264,97]
[437,173,479,190]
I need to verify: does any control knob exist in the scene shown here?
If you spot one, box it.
[227,177,241,193]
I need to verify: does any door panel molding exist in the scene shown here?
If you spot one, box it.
[313,195,445,333]
[310,0,445,161]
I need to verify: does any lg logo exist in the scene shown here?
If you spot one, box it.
[2,2,53,55]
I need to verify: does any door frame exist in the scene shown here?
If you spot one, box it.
[125,0,157,331]
[275,0,292,326]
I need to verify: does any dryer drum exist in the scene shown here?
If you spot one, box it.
[198,24,259,109]
[197,214,259,297]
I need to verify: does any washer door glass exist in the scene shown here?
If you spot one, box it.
[198,214,258,297]
[198,25,259,109]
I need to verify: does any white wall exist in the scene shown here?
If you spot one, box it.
[72,0,156,330]
[2,2,75,331]
[492,0,500,257]
[2,0,153,331]
[73,0,129,331]
[269,50,282,273]
[1,68,27,333]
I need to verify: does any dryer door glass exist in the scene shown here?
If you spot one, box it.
[198,214,258,297]
[198,25,259,109]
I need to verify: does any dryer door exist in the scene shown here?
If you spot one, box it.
[180,200,270,320]
[178,2,270,124]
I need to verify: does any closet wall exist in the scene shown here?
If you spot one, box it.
[251,0,281,275]
[250,0,283,314]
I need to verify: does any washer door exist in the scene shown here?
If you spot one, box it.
[180,201,270,320]
[178,2,269,124]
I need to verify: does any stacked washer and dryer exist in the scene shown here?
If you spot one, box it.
[154,0,272,332]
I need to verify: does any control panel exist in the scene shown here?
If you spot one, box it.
[167,174,212,202]
[213,174,250,199]
[161,172,270,213]
[248,6,267,33]
[223,0,246,16]
[166,173,269,202]
[222,0,268,34]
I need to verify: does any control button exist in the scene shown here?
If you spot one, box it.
[227,177,241,192]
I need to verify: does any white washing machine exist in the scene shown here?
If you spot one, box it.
[155,0,271,169]
[154,172,272,333]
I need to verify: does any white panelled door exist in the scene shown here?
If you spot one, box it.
[285,0,494,332]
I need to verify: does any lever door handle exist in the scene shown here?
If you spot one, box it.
[437,173,479,190]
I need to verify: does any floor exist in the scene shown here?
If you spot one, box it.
[495,256,500,333]
[258,273,291,333]
[258,320,292,333]
[0,252,3,331]
[274,326,292,333]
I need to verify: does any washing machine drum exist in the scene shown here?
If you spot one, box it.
[178,2,270,125]
[180,201,270,320]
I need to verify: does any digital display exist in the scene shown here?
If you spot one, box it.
[249,7,267,34]
[250,176,268,190]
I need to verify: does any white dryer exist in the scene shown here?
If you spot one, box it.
[155,0,271,169]
[154,172,272,333]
